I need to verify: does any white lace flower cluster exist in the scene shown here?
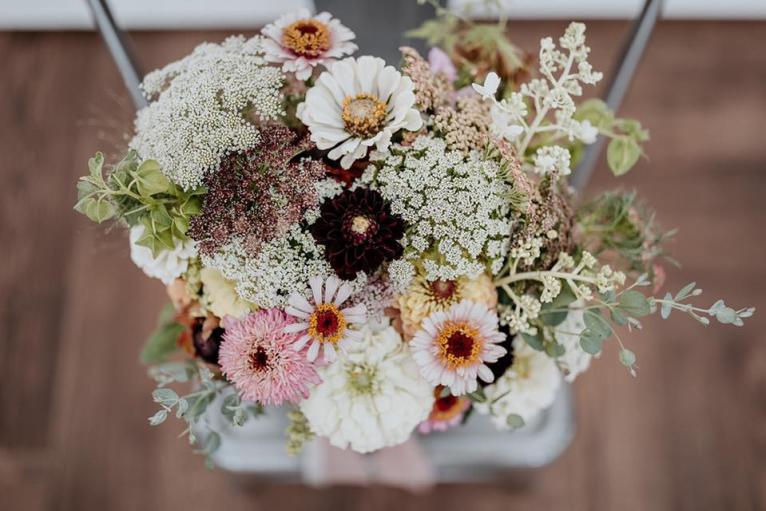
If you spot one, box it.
[553,302,593,382]
[364,136,513,286]
[131,35,284,190]
[472,22,603,176]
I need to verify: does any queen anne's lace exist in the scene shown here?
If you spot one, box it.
[131,36,284,190]
[364,136,513,285]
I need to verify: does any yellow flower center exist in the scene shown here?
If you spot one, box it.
[436,321,483,369]
[350,215,372,234]
[308,303,347,345]
[281,19,331,57]
[342,93,387,139]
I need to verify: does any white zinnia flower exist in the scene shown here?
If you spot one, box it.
[410,301,506,395]
[284,275,367,362]
[128,225,196,285]
[297,56,423,168]
[261,9,357,81]
[300,321,434,453]
[476,337,561,428]
[553,301,593,382]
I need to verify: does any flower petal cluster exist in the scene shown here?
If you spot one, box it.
[410,301,506,395]
[284,275,367,362]
[553,302,593,382]
[297,56,423,168]
[219,309,321,406]
[262,9,357,81]
[300,320,433,453]
[131,35,284,189]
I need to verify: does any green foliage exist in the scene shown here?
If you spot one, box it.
[540,285,577,326]
[573,99,650,176]
[74,150,205,256]
[140,303,184,364]
[285,409,314,456]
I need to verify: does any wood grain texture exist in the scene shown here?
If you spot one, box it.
[0,21,764,511]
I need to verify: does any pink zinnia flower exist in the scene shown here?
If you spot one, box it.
[418,386,471,434]
[261,9,358,81]
[219,309,321,406]
[284,275,366,363]
[410,301,506,395]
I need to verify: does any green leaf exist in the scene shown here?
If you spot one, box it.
[76,197,115,223]
[580,332,604,355]
[607,138,642,176]
[521,331,544,351]
[618,290,652,317]
[675,282,696,301]
[619,348,636,367]
[88,152,105,179]
[148,409,168,426]
[506,414,525,429]
[583,309,611,340]
[545,341,566,358]
[574,98,614,130]
[540,285,576,326]
[141,304,184,365]
[660,292,673,319]
[135,160,170,196]
[152,388,179,405]
[611,308,628,326]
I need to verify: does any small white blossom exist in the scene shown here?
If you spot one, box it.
[129,225,196,285]
[534,146,572,176]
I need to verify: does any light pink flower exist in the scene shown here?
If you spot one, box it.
[410,301,506,395]
[219,309,321,406]
[261,9,357,81]
[427,47,457,82]
[283,276,367,362]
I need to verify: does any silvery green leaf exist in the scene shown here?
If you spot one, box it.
[580,332,604,355]
[148,409,168,426]
[618,290,651,317]
[545,341,566,358]
[506,414,525,429]
[88,152,104,179]
[152,388,178,405]
[619,348,636,367]
[660,293,673,319]
[583,310,611,340]
[467,388,487,403]
[175,398,189,418]
[675,282,696,301]
[521,331,544,351]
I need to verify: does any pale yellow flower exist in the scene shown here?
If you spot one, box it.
[397,273,497,338]
[200,267,253,319]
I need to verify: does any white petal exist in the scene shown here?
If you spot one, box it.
[293,334,312,351]
[324,275,341,303]
[478,364,495,383]
[288,293,314,314]
[323,343,337,362]
[333,282,353,306]
[283,322,309,333]
[309,276,324,305]
[284,306,310,319]
[307,340,321,362]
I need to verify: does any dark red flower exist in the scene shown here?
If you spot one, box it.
[310,188,405,280]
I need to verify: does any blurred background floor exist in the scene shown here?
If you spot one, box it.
[0,21,765,511]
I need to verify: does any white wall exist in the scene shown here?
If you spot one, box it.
[0,0,764,30]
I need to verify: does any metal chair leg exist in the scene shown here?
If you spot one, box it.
[569,0,663,192]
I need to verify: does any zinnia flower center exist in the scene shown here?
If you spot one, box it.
[347,363,378,395]
[248,346,270,371]
[430,386,469,421]
[437,322,482,369]
[308,303,347,344]
[430,280,459,302]
[342,93,387,139]
[281,19,331,57]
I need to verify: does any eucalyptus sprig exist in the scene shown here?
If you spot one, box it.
[74,151,204,256]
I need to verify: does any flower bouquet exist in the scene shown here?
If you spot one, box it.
[74,5,754,461]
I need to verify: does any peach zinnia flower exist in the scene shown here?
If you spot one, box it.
[219,309,321,406]
[410,301,506,395]
[418,386,471,434]
[284,276,367,362]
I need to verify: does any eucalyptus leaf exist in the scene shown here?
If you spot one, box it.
[521,331,544,351]
[580,331,604,355]
[618,290,652,317]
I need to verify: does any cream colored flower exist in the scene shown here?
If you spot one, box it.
[553,301,593,382]
[398,273,497,338]
[199,267,252,319]
[129,225,196,285]
[300,320,433,453]
[297,56,423,168]
[475,337,561,428]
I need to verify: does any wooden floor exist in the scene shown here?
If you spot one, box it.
[1,21,764,511]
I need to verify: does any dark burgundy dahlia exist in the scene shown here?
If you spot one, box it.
[310,188,405,280]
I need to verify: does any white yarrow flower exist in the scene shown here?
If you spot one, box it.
[300,321,434,453]
[128,225,196,285]
[261,9,357,81]
[297,56,423,168]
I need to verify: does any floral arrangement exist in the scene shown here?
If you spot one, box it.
[74,5,754,460]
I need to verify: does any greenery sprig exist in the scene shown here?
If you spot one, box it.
[74,151,204,256]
